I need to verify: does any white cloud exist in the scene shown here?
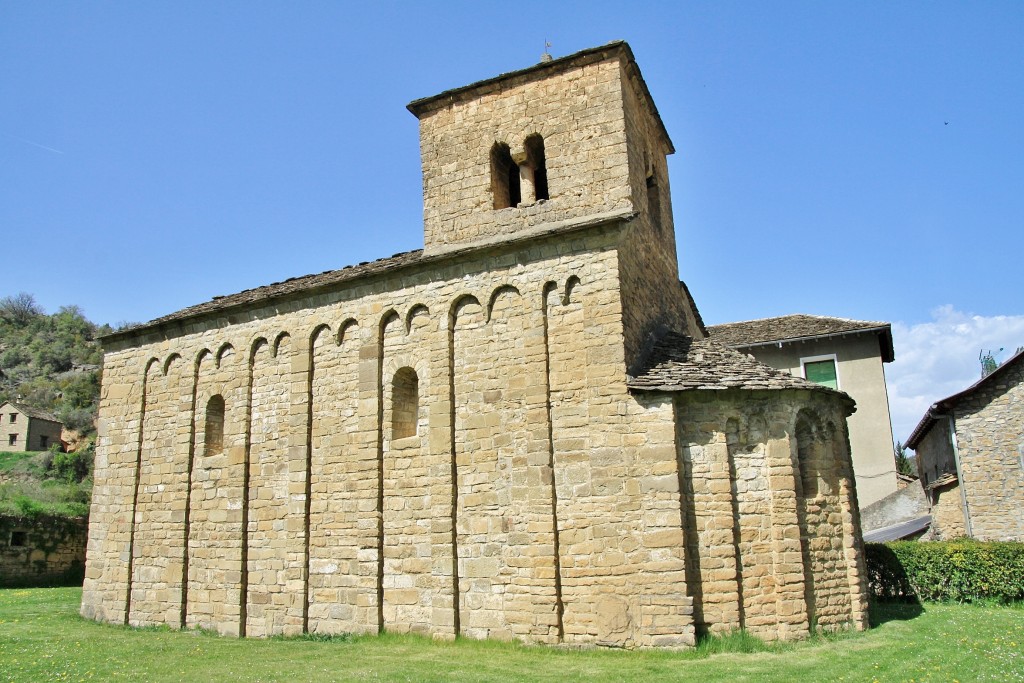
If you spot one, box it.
[887,305,1024,449]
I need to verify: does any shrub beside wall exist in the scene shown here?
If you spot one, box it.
[866,540,1024,603]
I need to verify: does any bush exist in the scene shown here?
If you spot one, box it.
[49,446,91,483]
[866,540,1024,604]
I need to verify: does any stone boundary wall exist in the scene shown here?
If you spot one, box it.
[1,514,87,587]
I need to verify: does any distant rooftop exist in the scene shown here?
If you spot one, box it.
[707,314,894,363]
[628,333,848,397]
[1,400,61,424]
[905,346,1024,448]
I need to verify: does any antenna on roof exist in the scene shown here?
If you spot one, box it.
[540,39,553,63]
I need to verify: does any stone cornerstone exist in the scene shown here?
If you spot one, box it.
[82,42,869,646]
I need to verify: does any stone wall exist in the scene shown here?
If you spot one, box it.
[414,48,634,255]
[735,334,897,508]
[1,514,87,587]
[26,418,64,453]
[84,227,698,647]
[616,61,696,370]
[674,390,868,640]
[914,414,955,491]
[1,404,63,453]
[954,360,1024,541]
[928,482,967,540]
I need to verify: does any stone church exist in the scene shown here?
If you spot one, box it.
[82,42,868,647]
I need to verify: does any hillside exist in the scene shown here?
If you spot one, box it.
[0,292,107,518]
[0,293,108,435]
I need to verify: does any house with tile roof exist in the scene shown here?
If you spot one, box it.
[83,42,869,646]
[707,315,897,507]
[0,401,62,453]
[905,348,1024,541]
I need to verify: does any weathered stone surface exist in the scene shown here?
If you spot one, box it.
[910,349,1024,541]
[81,41,868,647]
[1,515,86,587]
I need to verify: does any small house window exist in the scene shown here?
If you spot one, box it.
[204,394,225,456]
[392,367,419,440]
[802,356,839,390]
[39,435,48,449]
[8,434,16,446]
[9,413,16,423]
[490,142,521,209]
[10,530,27,547]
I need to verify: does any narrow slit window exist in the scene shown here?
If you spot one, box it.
[392,367,419,439]
[204,394,225,456]
[646,174,662,233]
[490,142,521,209]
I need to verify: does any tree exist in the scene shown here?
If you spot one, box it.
[894,440,916,477]
[0,292,103,436]
[0,292,43,326]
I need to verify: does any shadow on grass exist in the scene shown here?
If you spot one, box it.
[869,600,924,627]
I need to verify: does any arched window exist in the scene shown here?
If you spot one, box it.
[490,143,521,209]
[392,367,419,439]
[204,394,225,456]
[523,134,549,202]
[795,414,817,497]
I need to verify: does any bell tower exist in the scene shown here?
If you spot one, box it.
[409,42,699,362]
[408,42,676,257]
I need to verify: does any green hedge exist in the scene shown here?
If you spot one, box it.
[866,540,1024,603]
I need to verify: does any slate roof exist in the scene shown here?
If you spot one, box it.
[102,250,425,341]
[1,401,61,424]
[627,333,845,395]
[863,515,932,543]
[707,314,894,363]
[905,347,1024,449]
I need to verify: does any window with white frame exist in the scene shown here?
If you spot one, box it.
[801,354,839,390]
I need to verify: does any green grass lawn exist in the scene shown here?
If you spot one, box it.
[0,450,35,473]
[0,588,1021,682]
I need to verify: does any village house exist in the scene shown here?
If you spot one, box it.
[82,42,869,647]
[906,348,1024,541]
[707,315,898,507]
[0,401,63,453]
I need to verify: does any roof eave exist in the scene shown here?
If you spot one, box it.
[729,325,894,361]
[406,41,674,154]
[100,209,638,346]
[906,348,1024,448]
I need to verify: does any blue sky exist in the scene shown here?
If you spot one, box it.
[2,2,1022,443]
